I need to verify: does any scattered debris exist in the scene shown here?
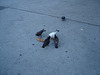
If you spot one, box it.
[61,16,66,21]
[36,29,46,37]
[42,36,50,48]
[36,38,44,42]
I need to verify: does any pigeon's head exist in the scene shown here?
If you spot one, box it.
[56,29,59,32]
[43,29,46,32]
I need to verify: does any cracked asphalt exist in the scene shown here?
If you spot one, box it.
[0,0,100,75]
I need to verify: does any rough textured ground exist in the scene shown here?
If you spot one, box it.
[0,0,100,75]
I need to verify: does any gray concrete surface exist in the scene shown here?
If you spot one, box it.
[0,0,100,75]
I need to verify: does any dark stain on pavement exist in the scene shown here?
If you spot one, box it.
[67,56,69,58]
[94,38,96,40]
[18,73,21,75]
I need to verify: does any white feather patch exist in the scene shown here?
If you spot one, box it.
[49,32,56,38]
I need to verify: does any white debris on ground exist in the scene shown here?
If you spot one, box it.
[81,29,83,30]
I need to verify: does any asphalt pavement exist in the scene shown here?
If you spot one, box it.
[0,0,100,75]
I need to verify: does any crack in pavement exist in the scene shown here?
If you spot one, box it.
[0,6,8,10]
[1,6,100,27]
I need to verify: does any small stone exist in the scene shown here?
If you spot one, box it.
[20,54,22,56]
[65,51,68,53]
[32,44,35,45]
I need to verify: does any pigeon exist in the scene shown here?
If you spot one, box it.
[53,35,59,48]
[49,30,59,39]
[42,36,50,48]
[49,32,56,39]
[61,16,66,21]
[36,29,46,37]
